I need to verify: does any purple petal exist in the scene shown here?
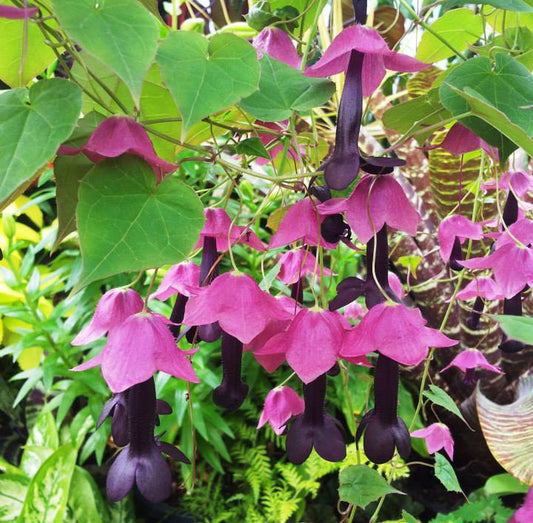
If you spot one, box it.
[106,448,137,502]
[135,446,172,503]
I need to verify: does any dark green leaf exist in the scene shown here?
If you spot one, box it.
[434,452,463,493]
[440,54,533,161]
[338,465,402,509]
[157,31,259,134]
[236,137,271,159]
[53,0,159,103]
[454,0,533,11]
[0,79,82,209]
[493,315,533,344]
[75,156,204,290]
[240,55,335,121]
[423,385,470,428]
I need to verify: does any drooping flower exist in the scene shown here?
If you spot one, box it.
[257,386,305,435]
[72,288,144,346]
[253,27,301,69]
[286,374,346,464]
[269,198,340,249]
[456,277,504,330]
[318,174,420,245]
[106,378,189,502]
[356,355,411,464]
[58,116,177,182]
[72,311,199,393]
[427,123,489,156]
[255,307,349,383]
[277,249,332,285]
[309,185,352,245]
[411,423,454,461]
[0,5,38,19]
[151,262,201,301]
[441,348,502,376]
[509,487,533,523]
[438,215,483,270]
[483,170,533,200]
[341,302,457,367]
[306,25,430,96]
[183,271,292,345]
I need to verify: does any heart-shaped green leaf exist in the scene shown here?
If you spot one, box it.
[494,315,533,344]
[157,31,260,134]
[0,78,82,210]
[0,4,55,87]
[240,55,335,122]
[53,0,159,104]
[440,54,533,161]
[75,156,204,291]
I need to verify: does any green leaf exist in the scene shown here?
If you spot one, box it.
[236,137,271,159]
[18,444,77,523]
[416,8,484,62]
[270,0,327,30]
[338,465,403,509]
[477,374,533,484]
[0,474,30,522]
[75,156,204,290]
[53,0,159,103]
[0,6,55,87]
[157,31,260,134]
[402,510,421,523]
[434,452,463,493]
[440,54,533,160]
[240,55,335,121]
[68,467,108,523]
[27,410,59,451]
[484,473,530,496]
[454,0,533,11]
[493,314,533,344]
[423,385,471,428]
[0,79,82,210]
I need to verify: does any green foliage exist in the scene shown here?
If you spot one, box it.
[429,493,514,523]
[494,314,533,344]
[423,384,470,427]
[434,453,463,494]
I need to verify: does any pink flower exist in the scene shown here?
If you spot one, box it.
[441,349,502,374]
[255,308,348,383]
[427,123,489,156]
[253,27,301,69]
[388,272,405,299]
[341,302,457,366]
[0,5,38,19]
[438,215,483,264]
[509,487,533,523]
[306,25,430,96]
[318,174,420,244]
[483,171,533,199]
[257,386,305,435]
[183,271,291,344]
[72,288,144,346]
[277,249,332,285]
[343,302,366,322]
[456,277,504,301]
[195,208,265,252]
[254,120,303,166]
[58,116,177,182]
[72,312,199,393]
[151,262,201,301]
[269,198,339,249]
[411,423,454,461]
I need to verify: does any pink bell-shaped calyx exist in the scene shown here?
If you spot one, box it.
[438,215,483,269]
[441,349,502,376]
[257,386,305,435]
[411,423,454,461]
[151,262,201,301]
[253,27,301,69]
[72,288,144,346]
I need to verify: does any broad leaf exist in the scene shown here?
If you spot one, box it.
[236,137,271,159]
[477,375,533,484]
[68,467,108,523]
[434,453,463,493]
[416,8,484,62]
[338,465,402,509]
[240,55,335,121]
[18,444,77,523]
[423,384,470,428]
[0,79,82,209]
[0,6,55,87]
[53,0,159,103]
[75,156,204,290]
[484,473,530,496]
[157,31,260,134]
[0,474,29,522]
[494,315,533,344]
[440,54,533,160]
[455,0,533,11]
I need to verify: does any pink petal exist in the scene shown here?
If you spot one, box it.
[71,351,104,372]
[253,331,288,372]
[496,218,533,249]
[340,322,375,359]
[441,349,502,374]
[258,386,304,435]
[343,302,366,322]
[388,272,405,299]
[316,197,349,215]
[508,171,533,199]
[361,53,387,97]
[183,272,291,344]
[436,123,482,155]
[72,288,144,346]
[253,28,301,69]
[411,423,454,460]
[228,226,266,251]
[277,249,331,285]
[285,309,343,383]
[151,262,201,301]
[456,277,504,301]
[383,50,430,73]
[509,487,533,523]
[0,5,38,19]
[438,215,483,263]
